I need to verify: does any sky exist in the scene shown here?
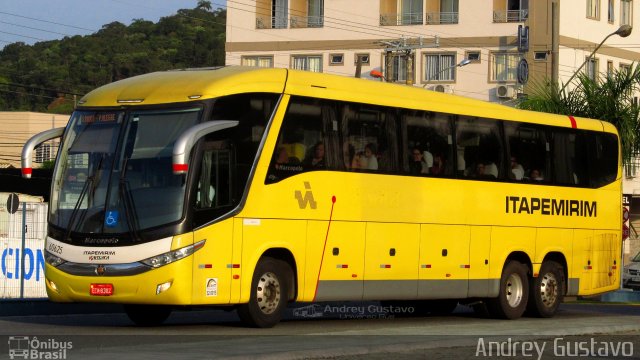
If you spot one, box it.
[0,0,226,48]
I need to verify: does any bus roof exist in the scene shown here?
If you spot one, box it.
[78,66,612,133]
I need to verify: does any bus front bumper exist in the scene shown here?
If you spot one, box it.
[44,258,193,305]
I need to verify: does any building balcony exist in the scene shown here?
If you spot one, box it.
[290,15,324,28]
[256,16,288,29]
[493,9,528,23]
[380,12,423,26]
[425,11,459,25]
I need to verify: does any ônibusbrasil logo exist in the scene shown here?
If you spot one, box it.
[8,336,72,359]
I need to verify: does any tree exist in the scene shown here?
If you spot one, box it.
[519,64,640,168]
[197,1,213,11]
[0,5,226,113]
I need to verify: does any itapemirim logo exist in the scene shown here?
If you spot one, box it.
[295,181,317,209]
[8,336,72,359]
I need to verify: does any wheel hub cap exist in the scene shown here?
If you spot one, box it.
[256,272,281,315]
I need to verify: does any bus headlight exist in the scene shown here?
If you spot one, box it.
[140,240,205,269]
[45,252,66,267]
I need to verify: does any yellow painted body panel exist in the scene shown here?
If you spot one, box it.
[191,220,234,304]
[365,223,420,280]
[302,221,365,301]
[419,225,470,280]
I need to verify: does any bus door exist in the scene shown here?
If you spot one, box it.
[191,148,235,304]
[418,224,470,298]
[363,223,420,300]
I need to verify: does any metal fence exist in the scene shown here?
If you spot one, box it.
[0,199,48,299]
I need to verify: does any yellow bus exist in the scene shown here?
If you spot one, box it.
[22,67,622,327]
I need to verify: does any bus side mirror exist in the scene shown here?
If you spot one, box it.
[21,127,65,179]
[172,120,239,175]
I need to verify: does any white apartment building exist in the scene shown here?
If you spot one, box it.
[226,0,639,103]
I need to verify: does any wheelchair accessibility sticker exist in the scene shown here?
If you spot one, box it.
[105,211,119,228]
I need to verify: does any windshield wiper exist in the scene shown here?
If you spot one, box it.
[119,157,141,241]
[64,155,104,242]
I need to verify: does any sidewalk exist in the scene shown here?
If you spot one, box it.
[596,289,640,303]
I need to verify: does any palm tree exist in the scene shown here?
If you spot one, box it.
[519,64,640,168]
[197,1,213,11]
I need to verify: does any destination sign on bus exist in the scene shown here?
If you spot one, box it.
[80,113,118,124]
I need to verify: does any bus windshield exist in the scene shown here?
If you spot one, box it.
[50,108,201,237]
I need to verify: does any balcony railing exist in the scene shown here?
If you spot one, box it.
[426,11,459,24]
[256,16,288,29]
[290,15,324,28]
[380,12,423,26]
[493,9,528,23]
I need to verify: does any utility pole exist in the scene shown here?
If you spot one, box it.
[379,36,440,84]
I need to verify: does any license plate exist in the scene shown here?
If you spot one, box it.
[90,284,114,296]
[632,276,640,282]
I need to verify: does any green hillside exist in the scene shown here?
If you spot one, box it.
[0,5,226,114]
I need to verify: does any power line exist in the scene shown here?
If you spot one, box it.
[0,81,84,97]
[0,20,74,37]
[0,11,96,32]
[0,30,45,41]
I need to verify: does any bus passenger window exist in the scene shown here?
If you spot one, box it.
[504,122,549,183]
[402,110,453,177]
[456,117,504,180]
[551,131,587,186]
[340,104,398,173]
[266,96,334,183]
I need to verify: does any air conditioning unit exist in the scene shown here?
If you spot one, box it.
[496,84,516,98]
[433,84,454,94]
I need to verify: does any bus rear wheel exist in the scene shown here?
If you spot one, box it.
[527,261,564,318]
[124,304,172,326]
[487,260,529,319]
[237,257,291,328]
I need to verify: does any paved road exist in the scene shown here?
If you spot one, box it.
[0,302,639,359]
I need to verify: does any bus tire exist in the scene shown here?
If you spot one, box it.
[526,261,564,318]
[486,260,529,319]
[237,257,290,328]
[124,304,172,326]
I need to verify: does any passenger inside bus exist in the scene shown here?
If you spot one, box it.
[429,154,446,176]
[529,168,544,181]
[409,147,429,174]
[361,143,378,170]
[510,156,525,180]
[484,161,498,178]
[304,141,326,168]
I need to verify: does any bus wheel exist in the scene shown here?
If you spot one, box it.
[487,260,529,319]
[527,261,564,318]
[237,257,290,328]
[124,304,172,326]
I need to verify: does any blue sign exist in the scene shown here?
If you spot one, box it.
[1,247,45,281]
[105,210,119,228]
